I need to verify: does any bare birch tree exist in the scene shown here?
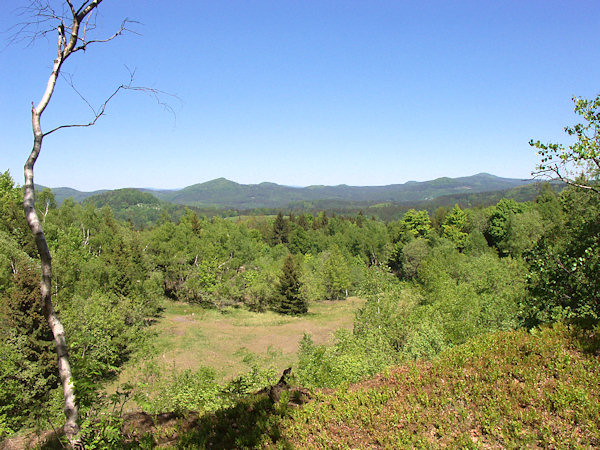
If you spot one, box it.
[15,1,162,445]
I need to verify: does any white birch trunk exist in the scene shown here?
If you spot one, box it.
[23,2,105,445]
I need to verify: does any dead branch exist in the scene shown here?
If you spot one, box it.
[43,67,178,137]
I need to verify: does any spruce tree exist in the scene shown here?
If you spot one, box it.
[271,211,290,245]
[1,263,57,424]
[277,254,307,315]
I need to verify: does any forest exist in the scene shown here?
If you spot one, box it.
[1,98,599,444]
[2,1,599,446]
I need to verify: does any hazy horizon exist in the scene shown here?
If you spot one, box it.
[26,171,535,192]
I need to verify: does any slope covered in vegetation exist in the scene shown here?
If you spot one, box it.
[279,324,600,448]
[105,324,598,448]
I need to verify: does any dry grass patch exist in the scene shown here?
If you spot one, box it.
[115,297,364,387]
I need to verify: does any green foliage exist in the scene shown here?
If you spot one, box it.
[75,388,133,449]
[61,292,150,388]
[485,198,525,253]
[176,394,287,448]
[80,188,191,228]
[441,204,469,249]
[0,171,23,232]
[320,244,352,300]
[530,94,600,190]
[83,188,161,210]
[35,187,57,218]
[525,186,600,326]
[0,230,32,294]
[0,337,27,438]
[140,367,224,415]
[287,221,311,254]
[524,95,600,327]
[1,157,590,443]
[240,262,278,312]
[132,357,278,417]
[416,245,525,347]
[224,358,279,397]
[299,253,327,303]
[276,254,307,315]
[0,188,165,433]
[397,208,432,238]
[498,208,544,256]
[534,183,564,232]
[296,268,409,388]
[354,267,413,351]
[270,211,290,245]
[396,238,430,279]
[296,207,529,388]
[0,263,57,432]
[296,329,396,388]
[279,324,600,448]
[0,171,33,255]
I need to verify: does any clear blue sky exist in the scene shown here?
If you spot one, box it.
[1,1,599,191]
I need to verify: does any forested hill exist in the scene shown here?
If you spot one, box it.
[81,188,161,210]
[40,173,535,209]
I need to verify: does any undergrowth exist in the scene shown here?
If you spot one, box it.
[27,323,600,448]
[274,323,600,448]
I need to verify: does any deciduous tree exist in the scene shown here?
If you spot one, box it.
[15,1,164,444]
[526,95,600,327]
[530,95,600,194]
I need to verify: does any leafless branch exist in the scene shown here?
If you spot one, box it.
[65,0,76,18]
[73,18,140,53]
[5,1,63,48]
[80,5,97,43]
[42,83,123,136]
[60,71,97,114]
[44,67,179,136]
[76,0,102,21]
[123,67,180,123]
[5,0,136,52]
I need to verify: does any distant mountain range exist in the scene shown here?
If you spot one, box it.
[39,173,538,210]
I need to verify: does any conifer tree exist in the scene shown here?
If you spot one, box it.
[356,211,364,228]
[297,214,310,230]
[1,263,57,424]
[277,254,307,315]
[271,211,290,245]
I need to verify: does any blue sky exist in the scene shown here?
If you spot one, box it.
[1,1,599,191]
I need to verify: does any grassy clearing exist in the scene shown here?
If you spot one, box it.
[115,297,365,387]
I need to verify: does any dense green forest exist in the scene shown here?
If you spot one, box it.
[1,113,599,446]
